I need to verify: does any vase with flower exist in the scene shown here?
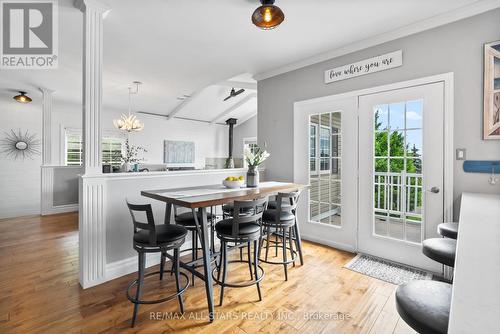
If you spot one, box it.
[244,146,270,187]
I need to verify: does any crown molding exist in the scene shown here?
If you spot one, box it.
[254,0,500,81]
[74,0,110,15]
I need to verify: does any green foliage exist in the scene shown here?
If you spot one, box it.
[373,111,422,214]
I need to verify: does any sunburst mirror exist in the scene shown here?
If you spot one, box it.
[0,129,41,159]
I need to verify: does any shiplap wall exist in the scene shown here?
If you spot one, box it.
[0,97,42,219]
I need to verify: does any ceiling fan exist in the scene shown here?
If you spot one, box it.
[223,87,245,101]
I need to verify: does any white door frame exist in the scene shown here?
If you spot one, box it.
[294,72,454,252]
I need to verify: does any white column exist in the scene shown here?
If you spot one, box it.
[76,0,109,175]
[75,0,110,288]
[40,88,54,216]
[40,88,54,165]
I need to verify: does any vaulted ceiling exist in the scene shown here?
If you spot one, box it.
[0,0,493,124]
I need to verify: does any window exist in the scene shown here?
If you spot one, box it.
[64,130,124,167]
[309,112,342,226]
[309,124,317,173]
[102,138,124,166]
[66,133,83,166]
[243,137,258,168]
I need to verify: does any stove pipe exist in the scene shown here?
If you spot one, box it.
[225,118,237,168]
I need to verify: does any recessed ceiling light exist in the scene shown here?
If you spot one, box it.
[13,91,32,103]
[252,0,285,30]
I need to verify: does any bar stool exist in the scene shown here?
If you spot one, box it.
[213,197,268,306]
[422,238,456,267]
[260,192,299,281]
[222,203,254,261]
[395,280,452,334]
[174,206,216,285]
[267,193,304,265]
[126,202,190,327]
[437,222,458,239]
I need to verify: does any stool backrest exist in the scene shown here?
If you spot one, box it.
[126,201,157,245]
[231,197,268,238]
[275,191,300,222]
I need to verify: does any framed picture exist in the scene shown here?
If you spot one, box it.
[163,140,195,166]
[483,40,500,139]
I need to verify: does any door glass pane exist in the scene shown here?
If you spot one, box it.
[309,111,342,227]
[374,104,389,131]
[406,100,423,129]
[406,130,423,158]
[389,102,405,130]
[389,131,405,157]
[373,100,424,243]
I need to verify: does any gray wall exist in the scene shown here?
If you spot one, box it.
[53,167,83,206]
[233,115,258,159]
[258,9,500,220]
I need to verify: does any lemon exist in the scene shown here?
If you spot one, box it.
[238,176,244,180]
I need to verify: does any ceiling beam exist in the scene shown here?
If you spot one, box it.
[137,111,226,125]
[210,93,257,125]
[218,81,257,91]
[165,89,203,120]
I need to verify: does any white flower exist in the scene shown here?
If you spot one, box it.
[245,146,270,167]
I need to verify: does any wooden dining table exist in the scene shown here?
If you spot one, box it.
[141,181,308,322]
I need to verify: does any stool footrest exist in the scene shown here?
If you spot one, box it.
[211,260,265,288]
[126,270,189,305]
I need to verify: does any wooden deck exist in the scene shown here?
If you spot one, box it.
[0,213,415,333]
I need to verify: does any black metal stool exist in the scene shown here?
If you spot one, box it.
[174,206,216,285]
[213,198,268,306]
[260,191,300,281]
[267,194,304,266]
[437,222,458,239]
[222,202,255,261]
[422,238,456,267]
[395,280,452,334]
[126,202,190,327]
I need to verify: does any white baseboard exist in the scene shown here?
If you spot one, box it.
[300,233,356,253]
[105,240,219,282]
[106,253,163,282]
[41,204,78,216]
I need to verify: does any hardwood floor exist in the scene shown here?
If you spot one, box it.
[0,213,415,334]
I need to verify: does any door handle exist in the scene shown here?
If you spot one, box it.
[429,187,440,193]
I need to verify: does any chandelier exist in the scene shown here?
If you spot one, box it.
[113,81,144,132]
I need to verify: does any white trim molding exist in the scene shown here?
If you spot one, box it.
[79,177,107,288]
[40,88,55,165]
[255,0,500,80]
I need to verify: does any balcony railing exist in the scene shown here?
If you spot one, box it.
[374,172,423,223]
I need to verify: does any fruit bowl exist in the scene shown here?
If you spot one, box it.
[223,179,244,189]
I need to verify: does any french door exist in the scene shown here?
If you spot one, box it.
[295,78,449,272]
[294,98,358,251]
[358,82,445,272]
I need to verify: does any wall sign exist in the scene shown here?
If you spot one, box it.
[324,50,403,84]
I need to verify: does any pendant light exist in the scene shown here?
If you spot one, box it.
[252,0,285,30]
[113,81,144,132]
[13,91,32,103]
